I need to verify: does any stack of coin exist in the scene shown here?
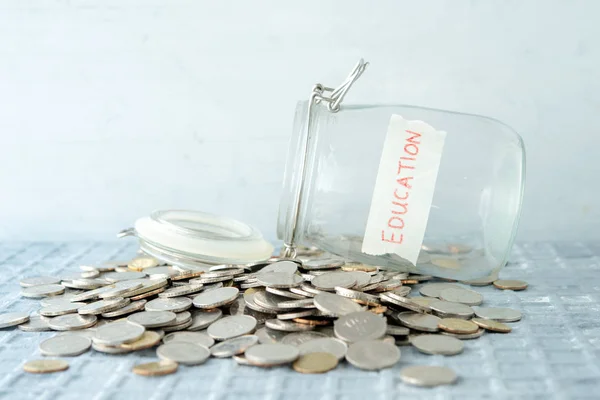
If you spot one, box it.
[2,245,526,387]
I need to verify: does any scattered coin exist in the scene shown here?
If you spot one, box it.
[159,284,204,298]
[258,261,299,275]
[471,317,512,333]
[298,337,348,360]
[493,279,528,291]
[419,283,462,298]
[429,300,475,319]
[207,315,257,340]
[313,292,362,316]
[311,272,357,291]
[210,335,258,357]
[127,311,176,328]
[104,271,147,282]
[99,281,144,299]
[439,287,483,306]
[48,314,97,331]
[101,300,147,318]
[20,276,61,288]
[39,335,92,356]
[187,309,223,331]
[346,340,400,370]
[255,272,303,288]
[23,359,69,374]
[21,284,65,298]
[78,298,130,315]
[411,334,464,355]
[474,307,522,322]
[400,365,458,387]
[192,287,239,309]
[39,302,85,317]
[334,311,387,342]
[163,331,215,348]
[265,319,315,332]
[128,257,159,271]
[157,342,210,365]
[438,318,479,334]
[244,343,299,366]
[120,331,162,351]
[19,315,51,332]
[397,312,441,332]
[145,297,192,313]
[280,331,327,346]
[441,328,485,340]
[0,312,30,328]
[462,270,499,286]
[293,352,338,374]
[132,360,178,376]
[93,321,145,346]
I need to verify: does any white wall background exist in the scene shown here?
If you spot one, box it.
[0,0,599,241]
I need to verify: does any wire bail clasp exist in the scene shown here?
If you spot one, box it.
[314,59,369,113]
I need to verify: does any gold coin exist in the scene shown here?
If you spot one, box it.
[341,264,378,273]
[244,288,258,295]
[120,331,162,351]
[132,361,178,376]
[472,317,512,333]
[400,280,419,285]
[292,352,338,374]
[369,306,388,314]
[128,257,159,271]
[493,279,528,291]
[292,317,331,326]
[23,359,69,374]
[431,258,461,269]
[438,318,479,334]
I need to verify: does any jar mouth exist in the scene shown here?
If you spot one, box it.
[129,209,274,265]
[150,210,260,242]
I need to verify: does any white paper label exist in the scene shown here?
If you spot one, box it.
[362,115,446,265]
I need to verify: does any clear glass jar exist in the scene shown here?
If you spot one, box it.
[277,102,525,280]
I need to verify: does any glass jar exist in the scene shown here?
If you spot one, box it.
[277,91,525,280]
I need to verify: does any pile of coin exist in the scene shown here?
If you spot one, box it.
[1,246,527,387]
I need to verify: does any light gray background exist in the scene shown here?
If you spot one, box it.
[0,0,598,241]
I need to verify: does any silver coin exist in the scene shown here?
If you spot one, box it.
[191,274,234,284]
[67,278,109,290]
[429,300,474,319]
[243,292,277,314]
[81,263,115,273]
[127,311,176,328]
[92,341,131,354]
[39,335,91,357]
[313,292,362,316]
[163,331,215,348]
[462,271,499,286]
[244,343,299,366]
[0,312,30,328]
[168,311,192,325]
[265,319,315,332]
[101,300,147,318]
[19,276,61,288]
[162,319,194,332]
[473,307,522,322]
[397,311,441,332]
[379,293,428,313]
[389,286,412,297]
[145,297,192,313]
[203,268,245,278]
[21,284,65,298]
[298,337,348,360]
[78,298,130,315]
[265,287,305,299]
[255,327,287,344]
[210,335,258,357]
[256,272,303,288]
[280,331,327,346]
[302,258,344,270]
[386,325,410,336]
[300,283,326,295]
[157,342,210,365]
[103,271,147,282]
[258,261,299,275]
[334,311,387,342]
[439,287,483,306]
[346,271,371,289]
[187,309,223,331]
[419,283,462,298]
[311,272,356,291]
[289,287,315,298]
[277,298,315,309]
[207,315,257,340]
[159,284,204,298]
[253,290,290,312]
[346,340,400,370]
[277,309,316,320]
[335,287,380,305]
[18,315,51,332]
[99,281,144,299]
[39,302,85,317]
[49,314,97,331]
[93,321,145,346]
[192,287,239,309]
[120,278,169,298]
[400,365,458,387]
[70,285,116,302]
[441,328,485,340]
[411,334,464,355]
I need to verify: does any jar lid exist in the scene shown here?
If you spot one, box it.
[123,210,274,265]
